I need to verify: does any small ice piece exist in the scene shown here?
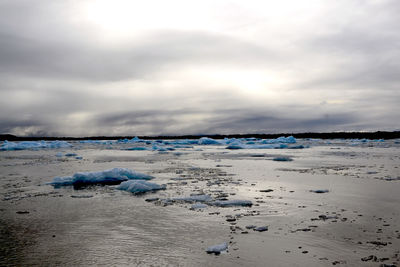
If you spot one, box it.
[254,226,269,232]
[124,147,148,151]
[70,195,93,198]
[273,157,293,161]
[310,189,329,193]
[225,144,244,149]
[198,137,220,145]
[206,242,228,255]
[75,156,83,160]
[49,168,153,186]
[117,180,166,194]
[174,194,213,203]
[210,199,253,207]
[191,203,208,210]
[65,153,77,157]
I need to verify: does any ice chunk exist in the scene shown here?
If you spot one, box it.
[261,136,296,144]
[310,189,329,193]
[124,147,148,151]
[273,157,293,161]
[65,153,77,157]
[210,199,253,207]
[0,140,72,151]
[190,203,208,210]
[198,137,220,145]
[254,226,269,232]
[49,168,153,186]
[174,194,213,202]
[206,242,228,255]
[117,180,166,194]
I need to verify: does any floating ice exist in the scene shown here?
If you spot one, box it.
[117,180,166,194]
[273,157,293,161]
[174,194,213,202]
[1,140,72,151]
[49,168,153,186]
[210,199,253,207]
[79,140,114,145]
[198,137,220,145]
[206,242,228,255]
[65,153,77,157]
[261,136,296,144]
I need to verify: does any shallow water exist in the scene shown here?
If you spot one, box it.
[1,139,399,266]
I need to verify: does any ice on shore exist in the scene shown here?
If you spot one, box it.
[210,199,253,207]
[117,180,166,194]
[1,140,72,151]
[206,242,228,254]
[49,168,153,186]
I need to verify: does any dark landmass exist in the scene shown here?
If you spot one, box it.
[1,131,400,141]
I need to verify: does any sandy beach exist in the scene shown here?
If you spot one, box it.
[1,138,399,266]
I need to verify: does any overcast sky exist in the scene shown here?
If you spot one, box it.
[0,0,399,136]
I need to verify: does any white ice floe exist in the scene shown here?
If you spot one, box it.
[49,168,153,186]
[210,199,253,207]
[206,242,228,254]
[1,140,72,151]
[117,180,166,194]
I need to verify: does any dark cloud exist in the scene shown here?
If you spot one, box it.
[0,0,399,136]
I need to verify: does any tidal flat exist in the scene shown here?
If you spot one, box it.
[1,137,399,266]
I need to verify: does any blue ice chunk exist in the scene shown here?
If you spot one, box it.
[210,199,253,207]
[261,136,296,144]
[75,156,83,160]
[198,137,220,145]
[226,144,244,149]
[117,180,166,194]
[273,157,293,161]
[49,168,153,186]
[124,147,148,151]
[65,153,77,157]
[1,140,72,151]
[206,242,228,254]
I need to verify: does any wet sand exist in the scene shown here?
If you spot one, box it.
[1,139,399,266]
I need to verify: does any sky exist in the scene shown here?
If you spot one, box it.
[0,0,399,137]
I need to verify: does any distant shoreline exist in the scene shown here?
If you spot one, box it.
[1,131,400,141]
